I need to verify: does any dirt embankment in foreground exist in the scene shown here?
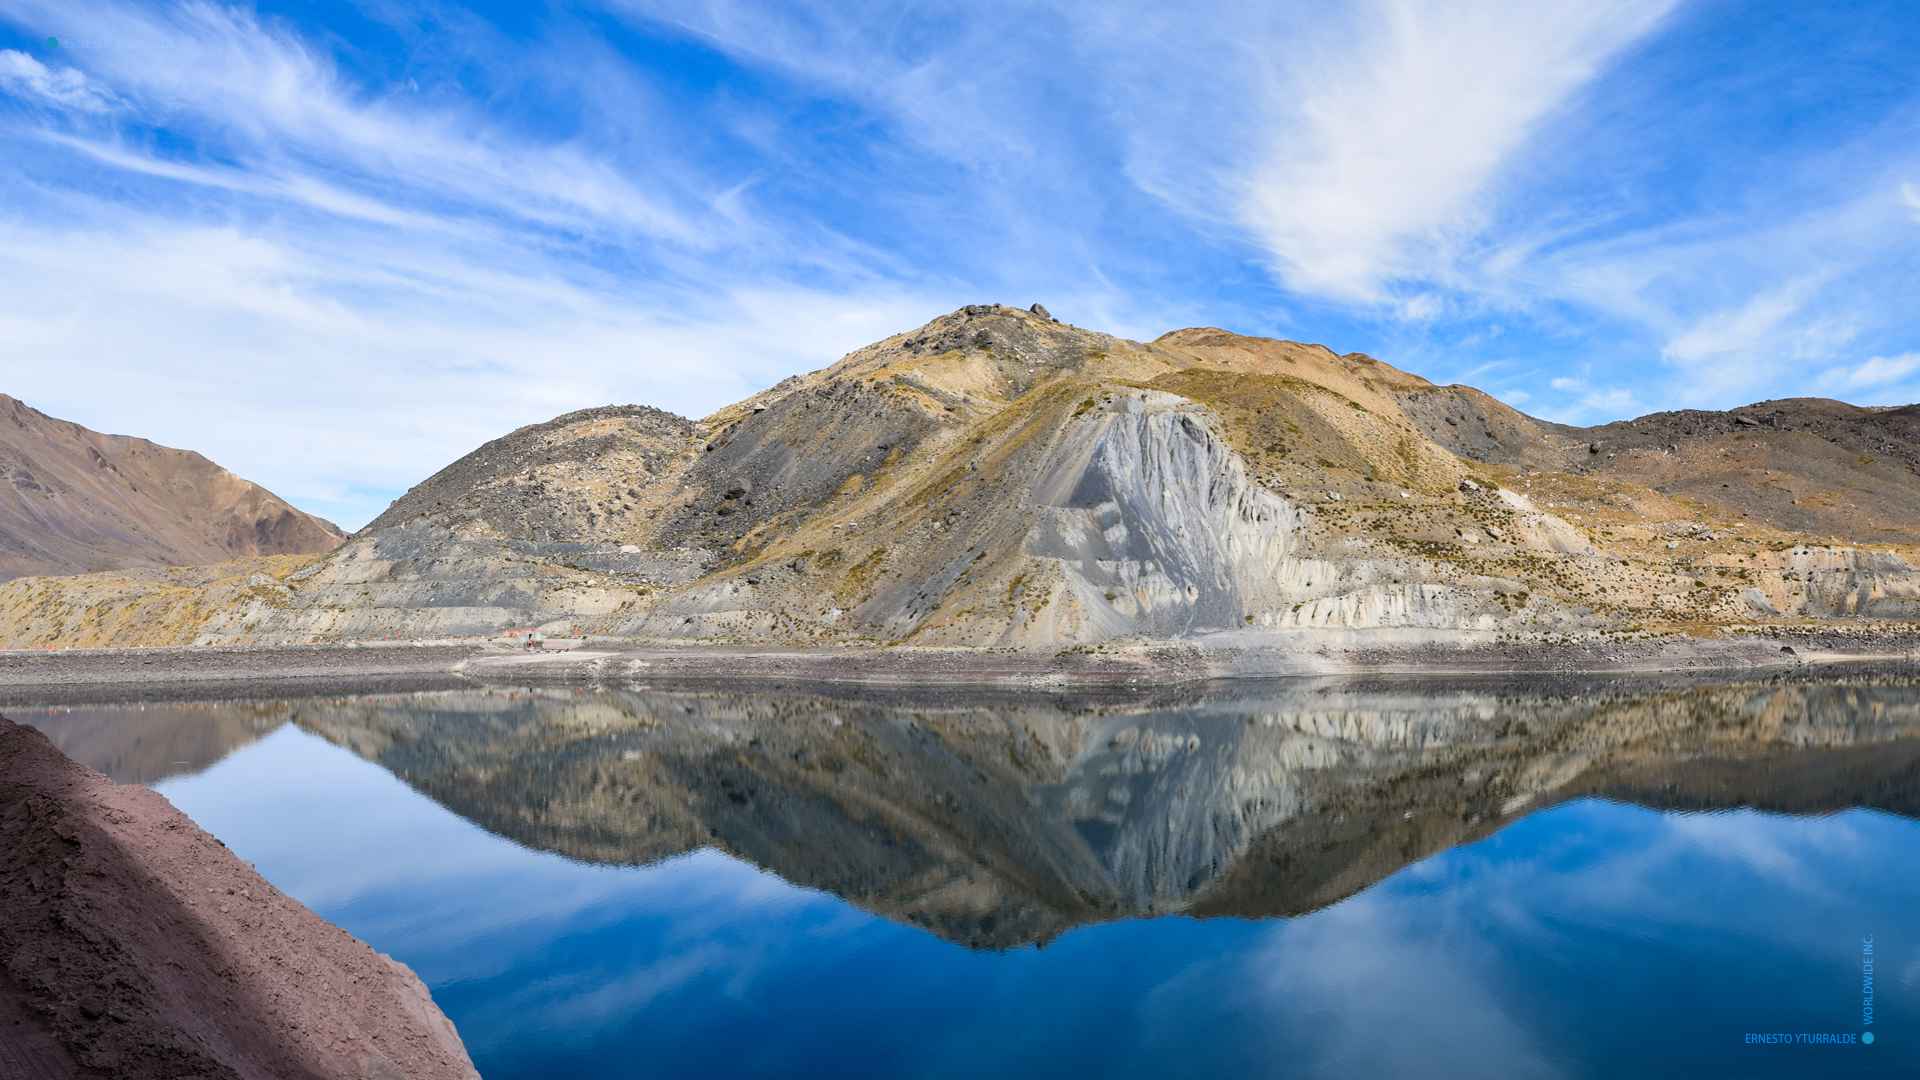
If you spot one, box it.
[0,715,479,1080]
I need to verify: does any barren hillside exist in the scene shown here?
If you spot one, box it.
[7,305,1919,658]
[0,394,344,581]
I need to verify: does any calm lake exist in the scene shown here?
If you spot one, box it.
[13,674,1919,1078]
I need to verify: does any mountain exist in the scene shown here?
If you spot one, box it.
[5,304,1919,656]
[24,677,1920,948]
[280,677,1920,948]
[0,394,344,581]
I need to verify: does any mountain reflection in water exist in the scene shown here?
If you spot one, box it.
[13,673,1919,1078]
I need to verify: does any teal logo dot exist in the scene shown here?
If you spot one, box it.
[1863,1032,1875,1045]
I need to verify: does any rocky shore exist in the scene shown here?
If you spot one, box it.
[0,644,477,706]
[3,625,1918,705]
[465,626,1920,687]
[0,716,480,1079]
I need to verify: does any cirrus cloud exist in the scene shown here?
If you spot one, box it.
[0,47,117,111]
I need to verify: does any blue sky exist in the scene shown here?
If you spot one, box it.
[2,1,1918,529]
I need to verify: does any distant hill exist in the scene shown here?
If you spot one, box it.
[0,394,344,581]
[4,304,1918,654]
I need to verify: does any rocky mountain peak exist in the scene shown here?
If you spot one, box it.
[364,404,697,541]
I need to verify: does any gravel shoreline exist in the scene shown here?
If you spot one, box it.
[3,629,1917,706]
[0,644,480,706]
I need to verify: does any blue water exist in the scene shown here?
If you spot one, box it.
[17,680,1919,1078]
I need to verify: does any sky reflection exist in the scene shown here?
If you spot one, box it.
[133,718,1917,1079]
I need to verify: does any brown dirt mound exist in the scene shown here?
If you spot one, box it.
[0,714,479,1080]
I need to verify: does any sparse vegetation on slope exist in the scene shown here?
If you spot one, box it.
[6,304,1919,658]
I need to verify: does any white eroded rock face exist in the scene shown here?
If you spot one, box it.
[1025,392,1305,639]
[1785,546,1920,618]
[1017,393,1514,641]
[1028,691,1530,911]
[1495,488,1599,556]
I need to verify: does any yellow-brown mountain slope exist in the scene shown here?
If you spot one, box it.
[0,394,344,581]
[8,305,1919,655]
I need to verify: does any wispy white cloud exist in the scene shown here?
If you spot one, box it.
[1232,0,1678,303]
[38,132,451,232]
[1397,293,1443,322]
[0,0,966,526]
[2,0,720,245]
[1534,375,1638,424]
[1236,895,1564,1079]
[615,0,1682,318]
[614,0,1051,169]
[1508,161,1920,408]
[1661,275,1837,366]
[0,48,117,111]
[1646,275,1869,402]
[0,207,942,528]
[1580,387,1638,414]
[1817,353,1920,391]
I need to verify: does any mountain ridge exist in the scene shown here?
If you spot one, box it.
[5,304,1918,659]
[0,393,345,582]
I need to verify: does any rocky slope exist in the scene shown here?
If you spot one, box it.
[277,676,1920,948]
[0,394,344,581]
[0,556,321,649]
[8,305,1920,658]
